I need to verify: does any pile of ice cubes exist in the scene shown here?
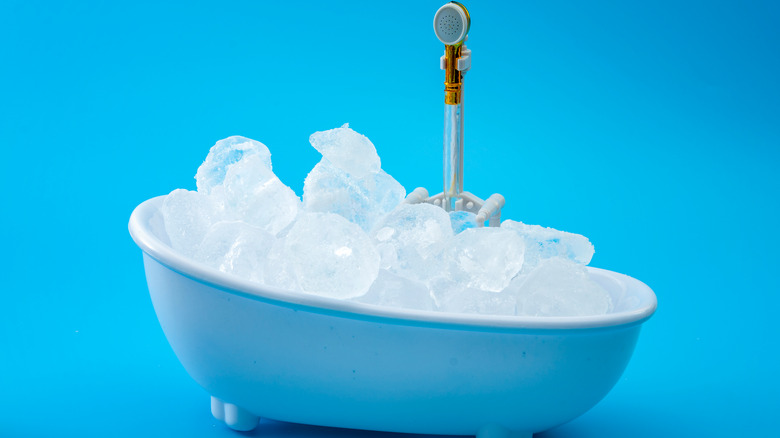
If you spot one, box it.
[162,124,612,316]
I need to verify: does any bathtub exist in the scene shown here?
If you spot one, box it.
[129,196,657,438]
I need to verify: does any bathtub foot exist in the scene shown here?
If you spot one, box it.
[477,423,532,438]
[211,396,259,432]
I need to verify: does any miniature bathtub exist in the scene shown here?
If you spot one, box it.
[129,196,656,438]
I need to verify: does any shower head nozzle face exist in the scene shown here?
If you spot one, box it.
[434,2,469,45]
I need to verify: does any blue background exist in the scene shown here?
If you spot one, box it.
[2,0,778,436]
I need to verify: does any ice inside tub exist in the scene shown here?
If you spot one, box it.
[159,125,624,318]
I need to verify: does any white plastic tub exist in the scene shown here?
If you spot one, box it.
[129,196,657,438]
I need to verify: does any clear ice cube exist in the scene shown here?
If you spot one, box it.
[509,258,612,316]
[501,219,595,266]
[450,227,526,292]
[309,123,381,178]
[353,269,435,311]
[303,159,405,232]
[215,153,301,235]
[371,203,453,282]
[429,277,517,316]
[262,238,301,292]
[195,136,273,194]
[265,212,380,299]
[449,210,478,234]
[194,220,276,283]
[161,189,223,257]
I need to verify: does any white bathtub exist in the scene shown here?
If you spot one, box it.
[129,196,657,438]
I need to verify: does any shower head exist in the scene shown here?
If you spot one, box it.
[435,2,471,106]
[433,2,470,46]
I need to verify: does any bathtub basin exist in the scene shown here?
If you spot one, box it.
[129,196,657,438]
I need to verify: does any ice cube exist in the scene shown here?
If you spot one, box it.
[303,159,405,232]
[509,258,612,316]
[353,269,435,311]
[161,189,223,257]
[501,219,594,266]
[265,212,380,299]
[195,136,272,194]
[215,153,301,235]
[193,220,275,283]
[371,203,453,282]
[449,210,477,234]
[429,277,517,316]
[261,238,301,292]
[450,227,525,292]
[308,123,381,178]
